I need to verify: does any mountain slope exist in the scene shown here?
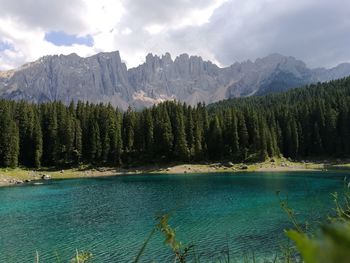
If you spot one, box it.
[1,52,350,109]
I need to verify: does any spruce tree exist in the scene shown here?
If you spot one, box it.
[207,116,223,160]
[144,109,154,157]
[173,109,189,161]
[185,108,195,158]
[123,107,136,153]
[231,112,240,160]
[237,113,249,160]
[32,112,43,168]
[73,119,82,164]
[193,116,203,161]
[0,103,19,168]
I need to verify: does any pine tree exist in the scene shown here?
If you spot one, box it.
[258,118,268,161]
[207,116,223,160]
[155,107,173,159]
[284,118,299,158]
[193,116,203,161]
[0,103,19,168]
[311,122,323,156]
[231,112,240,159]
[237,113,249,160]
[73,119,82,164]
[5,121,19,168]
[42,104,58,166]
[16,102,34,166]
[98,107,111,163]
[222,110,232,157]
[114,110,123,165]
[185,108,195,158]
[56,103,74,163]
[144,109,154,157]
[88,118,102,163]
[323,106,337,154]
[199,103,209,155]
[173,109,189,161]
[105,108,123,165]
[123,107,136,153]
[32,112,43,168]
[337,106,350,155]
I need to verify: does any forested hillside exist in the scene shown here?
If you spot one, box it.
[0,77,350,168]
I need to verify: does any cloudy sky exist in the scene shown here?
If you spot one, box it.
[0,0,349,70]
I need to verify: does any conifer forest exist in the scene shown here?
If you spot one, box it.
[1,77,350,168]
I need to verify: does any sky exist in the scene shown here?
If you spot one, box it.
[0,0,349,71]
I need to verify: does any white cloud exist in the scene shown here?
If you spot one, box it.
[0,0,349,71]
[82,0,125,35]
[144,24,165,35]
[121,27,132,35]
[0,15,95,70]
[0,0,226,70]
[174,0,228,28]
[0,0,88,33]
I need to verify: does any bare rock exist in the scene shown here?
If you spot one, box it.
[41,174,51,180]
[223,162,234,167]
[2,52,348,110]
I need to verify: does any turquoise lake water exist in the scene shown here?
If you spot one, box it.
[0,171,347,262]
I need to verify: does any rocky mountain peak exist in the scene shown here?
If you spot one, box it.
[161,52,172,63]
[175,53,190,62]
[1,51,350,110]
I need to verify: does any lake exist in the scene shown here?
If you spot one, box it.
[0,171,347,262]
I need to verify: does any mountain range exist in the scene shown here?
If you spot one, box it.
[1,51,350,109]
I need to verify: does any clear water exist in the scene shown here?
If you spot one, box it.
[0,171,347,262]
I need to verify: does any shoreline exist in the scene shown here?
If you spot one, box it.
[0,158,348,187]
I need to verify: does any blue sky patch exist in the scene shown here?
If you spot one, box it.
[45,31,94,47]
[0,41,14,51]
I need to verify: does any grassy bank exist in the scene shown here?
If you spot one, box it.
[1,158,350,187]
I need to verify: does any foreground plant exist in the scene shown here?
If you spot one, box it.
[282,178,350,263]
[70,250,93,263]
[134,213,193,263]
[32,249,92,263]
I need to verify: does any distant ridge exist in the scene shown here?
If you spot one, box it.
[1,51,350,109]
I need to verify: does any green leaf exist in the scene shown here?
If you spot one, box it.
[286,230,318,263]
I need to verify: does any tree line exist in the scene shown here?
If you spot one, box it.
[0,76,350,168]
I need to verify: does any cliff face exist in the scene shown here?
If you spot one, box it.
[1,51,349,109]
[0,52,133,109]
[128,53,223,107]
